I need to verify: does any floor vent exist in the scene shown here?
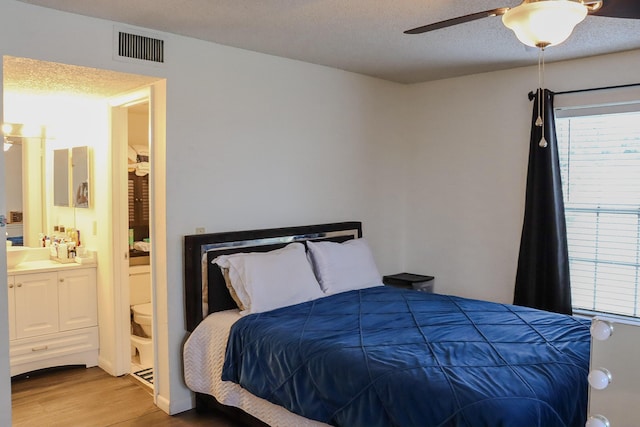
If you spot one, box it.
[117,31,164,64]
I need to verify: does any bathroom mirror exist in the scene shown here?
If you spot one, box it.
[53,148,70,207]
[3,124,46,248]
[72,146,89,208]
[53,146,90,208]
[4,137,24,245]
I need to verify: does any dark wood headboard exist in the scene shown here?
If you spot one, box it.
[183,221,362,332]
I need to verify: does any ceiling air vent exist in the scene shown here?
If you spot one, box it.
[117,30,164,64]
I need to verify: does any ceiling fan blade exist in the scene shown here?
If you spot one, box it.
[404,7,510,34]
[590,0,640,19]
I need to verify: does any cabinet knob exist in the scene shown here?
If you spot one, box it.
[59,278,64,283]
[8,284,13,289]
[16,283,22,288]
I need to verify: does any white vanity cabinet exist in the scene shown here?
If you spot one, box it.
[7,265,98,376]
[12,272,59,339]
[58,268,98,331]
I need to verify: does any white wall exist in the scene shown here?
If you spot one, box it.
[403,49,640,304]
[128,107,148,147]
[0,0,407,417]
[161,24,408,413]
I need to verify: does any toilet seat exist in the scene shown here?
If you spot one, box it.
[132,302,152,317]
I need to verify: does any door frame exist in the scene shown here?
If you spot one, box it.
[109,88,155,383]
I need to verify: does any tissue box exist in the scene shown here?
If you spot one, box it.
[75,249,97,265]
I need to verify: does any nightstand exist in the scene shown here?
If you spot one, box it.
[383,273,435,293]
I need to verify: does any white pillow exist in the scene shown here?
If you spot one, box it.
[307,238,383,295]
[213,243,324,314]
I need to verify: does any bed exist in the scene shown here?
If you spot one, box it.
[183,221,591,427]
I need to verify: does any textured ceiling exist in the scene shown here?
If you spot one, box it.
[12,0,640,84]
[3,56,159,98]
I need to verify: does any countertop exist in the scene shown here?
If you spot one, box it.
[8,259,96,275]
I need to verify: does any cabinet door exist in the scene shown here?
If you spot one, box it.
[58,268,97,331]
[8,276,16,341]
[14,272,59,339]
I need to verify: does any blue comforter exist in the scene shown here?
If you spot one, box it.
[222,287,590,427]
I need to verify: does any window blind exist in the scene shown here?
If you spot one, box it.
[556,109,640,318]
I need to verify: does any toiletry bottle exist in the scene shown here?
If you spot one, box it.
[68,242,76,259]
[58,242,68,259]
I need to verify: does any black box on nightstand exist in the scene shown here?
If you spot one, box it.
[383,273,435,293]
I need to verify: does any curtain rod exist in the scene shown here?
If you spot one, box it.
[528,83,640,101]
[555,82,640,96]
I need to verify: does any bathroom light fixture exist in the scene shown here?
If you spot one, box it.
[591,318,614,341]
[502,0,588,48]
[1,122,46,139]
[3,123,15,151]
[1,123,13,135]
[586,414,610,427]
[588,367,612,390]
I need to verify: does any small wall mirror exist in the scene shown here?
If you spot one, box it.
[53,148,69,207]
[72,146,89,208]
[4,136,24,246]
[53,146,90,208]
[3,122,47,247]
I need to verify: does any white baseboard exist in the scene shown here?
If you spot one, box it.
[156,394,170,414]
[155,392,195,415]
[97,355,114,376]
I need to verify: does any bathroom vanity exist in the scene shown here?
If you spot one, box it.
[7,261,98,376]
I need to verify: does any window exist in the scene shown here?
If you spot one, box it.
[557,106,640,319]
[129,171,149,242]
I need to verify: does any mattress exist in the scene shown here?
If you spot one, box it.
[222,287,591,427]
[183,309,330,427]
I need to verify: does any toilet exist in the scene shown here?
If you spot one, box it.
[130,264,153,367]
[131,302,153,337]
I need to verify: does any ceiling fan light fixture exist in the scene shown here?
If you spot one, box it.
[502,0,588,48]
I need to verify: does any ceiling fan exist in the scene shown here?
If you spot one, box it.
[405,0,640,48]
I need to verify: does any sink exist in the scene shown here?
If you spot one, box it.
[7,246,29,269]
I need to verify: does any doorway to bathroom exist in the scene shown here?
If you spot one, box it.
[110,90,155,391]
[4,57,166,404]
[127,100,153,387]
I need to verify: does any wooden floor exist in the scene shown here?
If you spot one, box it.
[11,366,244,427]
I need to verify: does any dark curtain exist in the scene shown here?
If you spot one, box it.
[513,89,572,315]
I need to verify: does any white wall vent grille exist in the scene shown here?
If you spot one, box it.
[117,31,164,63]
